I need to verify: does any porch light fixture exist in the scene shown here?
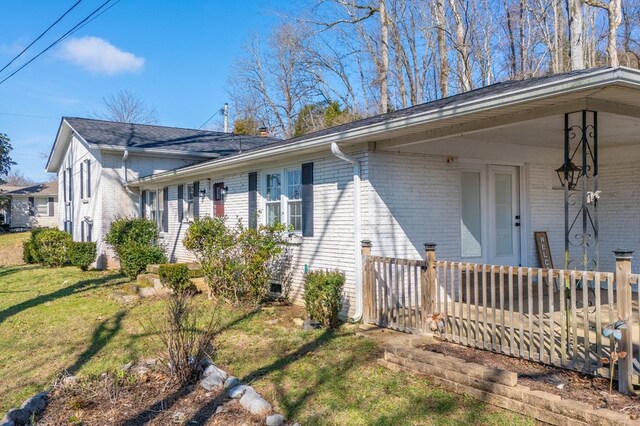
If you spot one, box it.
[555,161,582,190]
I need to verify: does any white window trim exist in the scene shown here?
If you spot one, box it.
[146,188,167,234]
[182,183,195,223]
[261,166,302,234]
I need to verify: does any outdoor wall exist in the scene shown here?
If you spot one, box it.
[9,196,58,228]
[147,146,369,316]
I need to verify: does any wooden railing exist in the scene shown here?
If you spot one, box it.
[361,242,640,394]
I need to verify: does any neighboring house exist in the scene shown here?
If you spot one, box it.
[45,117,279,269]
[4,182,58,228]
[0,185,22,225]
[48,67,640,319]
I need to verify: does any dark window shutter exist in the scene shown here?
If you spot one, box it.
[162,187,169,232]
[28,197,35,216]
[81,222,85,242]
[141,190,147,218]
[86,160,91,198]
[87,222,92,241]
[248,172,257,229]
[301,162,314,237]
[80,162,84,199]
[192,181,200,219]
[68,167,73,201]
[48,197,54,216]
[178,185,184,222]
[63,170,67,202]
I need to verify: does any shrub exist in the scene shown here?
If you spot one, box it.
[183,216,289,304]
[158,264,192,294]
[69,242,97,271]
[105,217,166,279]
[36,228,72,267]
[22,227,49,264]
[117,242,166,279]
[304,270,345,328]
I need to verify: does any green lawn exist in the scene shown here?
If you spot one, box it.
[0,234,534,424]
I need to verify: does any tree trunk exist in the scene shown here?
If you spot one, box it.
[379,0,390,113]
[566,0,584,70]
[434,0,449,98]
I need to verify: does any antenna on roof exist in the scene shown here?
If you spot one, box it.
[223,103,229,133]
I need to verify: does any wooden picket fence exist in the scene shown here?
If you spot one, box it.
[361,242,640,391]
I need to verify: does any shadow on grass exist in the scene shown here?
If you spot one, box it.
[0,273,125,325]
[0,265,38,280]
[66,310,127,375]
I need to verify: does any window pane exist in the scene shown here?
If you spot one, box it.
[266,203,281,225]
[288,200,302,231]
[36,198,48,216]
[461,172,482,258]
[494,172,513,256]
[287,170,301,200]
[266,173,281,201]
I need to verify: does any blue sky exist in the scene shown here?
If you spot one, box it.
[0,0,295,182]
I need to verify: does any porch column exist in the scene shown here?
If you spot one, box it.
[361,240,373,323]
[422,243,437,332]
[614,250,634,395]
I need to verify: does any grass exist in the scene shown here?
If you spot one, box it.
[0,231,29,267]
[0,234,534,425]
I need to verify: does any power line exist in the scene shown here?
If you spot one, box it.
[0,0,83,75]
[0,112,58,120]
[0,0,115,87]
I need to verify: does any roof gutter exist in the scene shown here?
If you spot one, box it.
[131,67,640,187]
[331,142,363,322]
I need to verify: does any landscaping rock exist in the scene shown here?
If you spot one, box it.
[2,408,29,425]
[200,371,225,391]
[303,318,321,331]
[228,385,249,399]
[200,358,214,370]
[20,392,47,415]
[122,361,134,372]
[293,318,304,327]
[203,364,228,380]
[138,286,157,298]
[224,376,240,389]
[266,414,285,426]
[239,388,272,416]
[61,375,78,386]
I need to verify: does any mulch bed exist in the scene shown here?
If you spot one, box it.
[38,371,263,426]
[422,340,640,420]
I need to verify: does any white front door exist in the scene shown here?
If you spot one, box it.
[460,164,521,266]
[489,165,521,266]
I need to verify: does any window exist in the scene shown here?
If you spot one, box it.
[28,197,35,216]
[67,167,73,202]
[159,187,167,233]
[263,168,302,232]
[80,159,91,199]
[35,198,48,216]
[286,170,302,232]
[265,173,281,226]
[461,171,482,258]
[186,183,195,220]
[148,190,158,223]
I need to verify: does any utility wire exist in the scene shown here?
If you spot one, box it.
[0,0,83,75]
[198,106,225,129]
[0,0,115,86]
[0,112,58,120]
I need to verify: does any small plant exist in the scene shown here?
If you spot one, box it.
[303,270,345,328]
[105,217,166,279]
[36,228,72,267]
[158,264,192,294]
[601,319,628,394]
[69,242,97,271]
[117,242,166,279]
[154,292,220,386]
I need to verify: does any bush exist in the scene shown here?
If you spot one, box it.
[158,264,192,294]
[105,217,166,279]
[22,227,49,264]
[183,216,289,304]
[69,242,97,271]
[118,242,166,279]
[36,228,72,267]
[304,270,345,328]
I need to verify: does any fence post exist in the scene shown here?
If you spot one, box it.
[361,240,372,323]
[614,249,634,394]
[422,243,437,332]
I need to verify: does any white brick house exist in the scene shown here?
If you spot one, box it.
[47,67,640,319]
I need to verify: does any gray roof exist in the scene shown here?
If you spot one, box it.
[285,67,608,144]
[8,182,57,196]
[64,117,282,157]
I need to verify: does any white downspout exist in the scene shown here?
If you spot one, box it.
[331,142,363,321]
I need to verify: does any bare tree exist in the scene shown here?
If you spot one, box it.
[584,0,622,66]
[566,0,585,70]
[94,89,159,124]
[448,0,473,91]
[433,0,450,97]
[2,169,35,186]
